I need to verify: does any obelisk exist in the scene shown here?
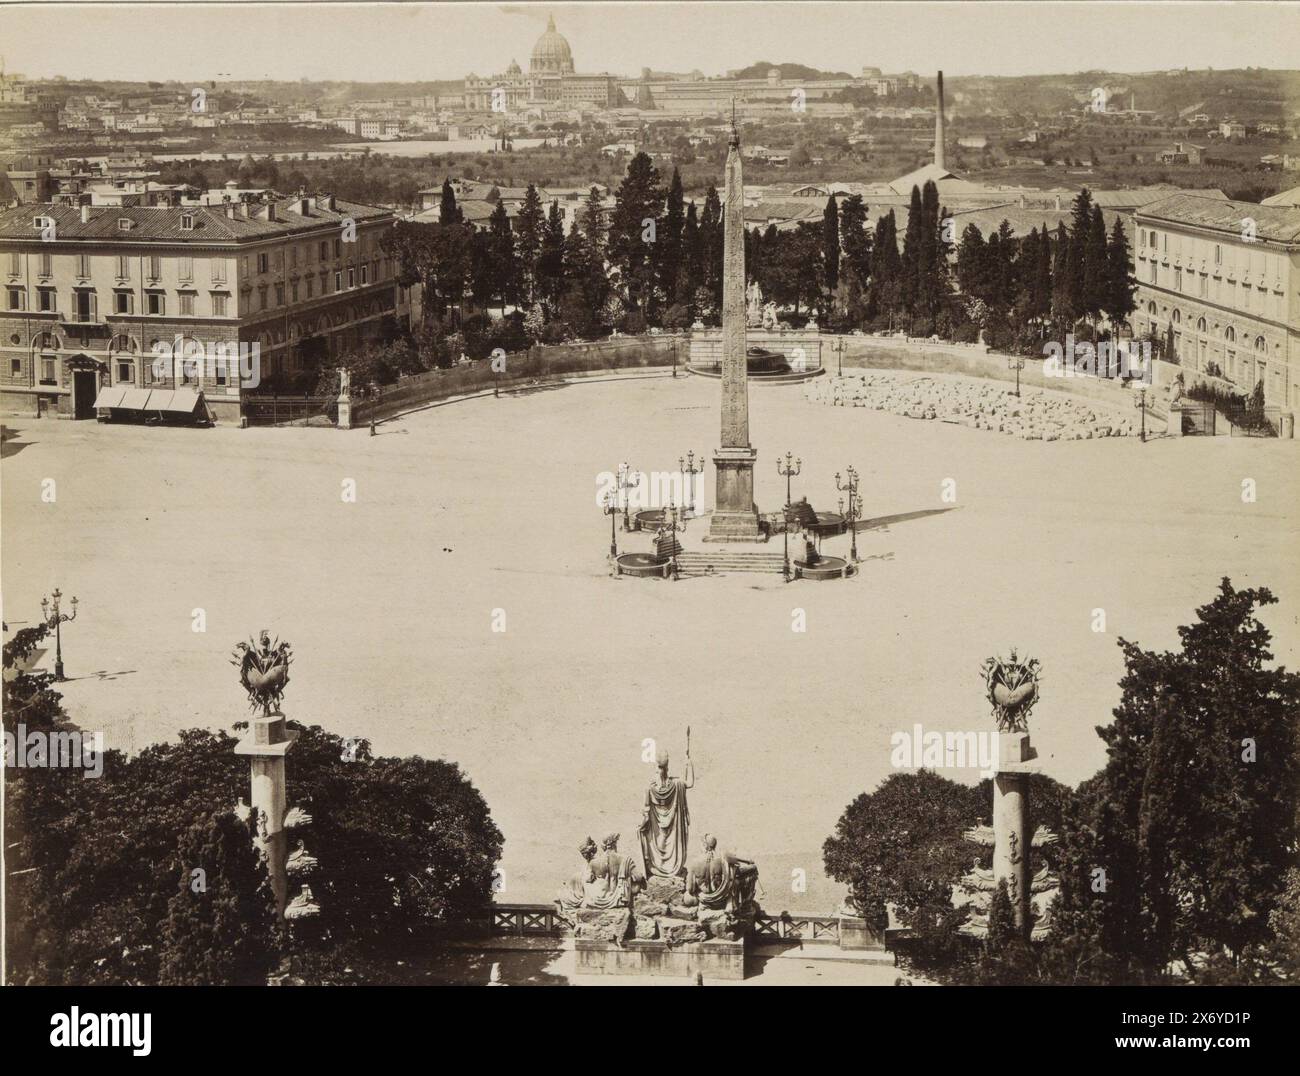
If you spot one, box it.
[706,112,762,542]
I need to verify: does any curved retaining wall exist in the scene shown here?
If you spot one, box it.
[832,335,1177,427]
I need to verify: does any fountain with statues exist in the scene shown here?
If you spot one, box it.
[613,113,849,582]
[555,729,760,979]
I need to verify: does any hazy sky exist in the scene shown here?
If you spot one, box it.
[3,1,1299,83]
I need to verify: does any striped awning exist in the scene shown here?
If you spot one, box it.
[93,386,128,409]
[155,389,201,414]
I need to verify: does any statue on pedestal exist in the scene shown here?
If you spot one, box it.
[761,301,778,331]
[746,281,764,328]
[639,738,694,878]
[682,834,758,914]
[557,836,598,910]
[587,833,640,909]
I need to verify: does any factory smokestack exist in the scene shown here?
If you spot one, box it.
[934,71,946,170]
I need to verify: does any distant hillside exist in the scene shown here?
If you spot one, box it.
[946,67,1300,122]
[729,62,853,82]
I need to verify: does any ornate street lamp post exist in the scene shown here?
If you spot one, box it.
[616,462,640,531]
[679,451,703,519]
[777,451,801,583]
[1008,354,1025,397]
[833,337,846,378]
[1134,383,1149,443]
[836,466,861,563]
[41,588,79,682]
[602,489,619,557]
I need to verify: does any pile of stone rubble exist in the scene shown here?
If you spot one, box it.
[805,373,1140,440]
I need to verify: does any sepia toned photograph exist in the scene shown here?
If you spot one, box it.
[1,0,1298,1045]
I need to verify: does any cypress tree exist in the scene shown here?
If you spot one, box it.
[607,152,664,315]
[514,184,544,304]
[839,194,872,282]
[822,194,841,296]
[656,167,686,308]
[681,200,702,309]
[1083,204,1110,334]
[1105,216,1136,334]
[700,185,723,312]
[1050,223,1073,331]
[439,178,463,225]
[1067,188,1095,325]
[487,201,517,309]
[900,186,925,326]
[536,200,566,313]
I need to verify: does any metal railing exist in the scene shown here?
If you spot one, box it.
[242,393,337,427]
[753,913,840,944]
[469,904,842,944]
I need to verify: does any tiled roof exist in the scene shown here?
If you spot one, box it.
[1089,187,1225,209]
[0,195,392,244]
[1261,184,1300,208]
[1135,194,1300,243]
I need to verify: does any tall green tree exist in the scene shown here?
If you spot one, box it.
[1082,203,1110,331]
[536,200,567,314]
[838,194,872,282]
[606,151,664,315]
[867,210,901,325]
[1089,579,1300,979]
[656,167,686,307]
[1050,223,1073,330]
[1066,188,1095,324]
[439,178,463,225]
[822,194,841,296]
[158,811,280,986]
[700,185,723,313]
[1104,216,1136,333]
[824,770,984,933]
[513,184,545,304]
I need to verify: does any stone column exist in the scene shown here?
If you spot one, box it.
[234,713,298,917]
[993,731,1034,932]
[706,118,762,543]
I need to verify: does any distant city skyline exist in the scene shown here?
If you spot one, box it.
[3,1,1300,84]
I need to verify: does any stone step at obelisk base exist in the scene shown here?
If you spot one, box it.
[676,551,785,576]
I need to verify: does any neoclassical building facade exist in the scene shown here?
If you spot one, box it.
[1130,194,1300,412]
[0,192,406,423]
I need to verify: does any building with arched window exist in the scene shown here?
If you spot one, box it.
[1,190,412,423]
[1131,193,1300,414]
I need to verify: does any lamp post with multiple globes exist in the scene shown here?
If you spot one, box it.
[41,588,79,681]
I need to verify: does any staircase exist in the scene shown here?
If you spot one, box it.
[675,550,786,578]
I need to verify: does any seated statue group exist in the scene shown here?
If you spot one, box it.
[555,746,760,943]
[556,833,643,912]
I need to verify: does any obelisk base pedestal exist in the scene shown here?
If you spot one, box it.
[705,446,763,542]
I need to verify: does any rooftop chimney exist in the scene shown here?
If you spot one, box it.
[80,204,91,223]
[934,71,946,171]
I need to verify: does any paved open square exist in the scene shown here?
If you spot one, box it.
[4,372,1298,912]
